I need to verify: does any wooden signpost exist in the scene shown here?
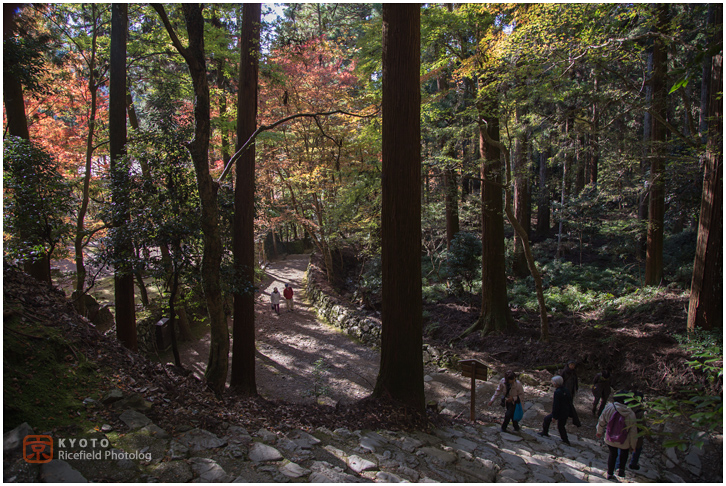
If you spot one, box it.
[459,359,488,422]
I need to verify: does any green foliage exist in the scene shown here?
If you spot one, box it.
[509,259,640,314]
[3,136,74,266]
[3,33,51,96]
[646,330,722,450]
[445,232,482,295]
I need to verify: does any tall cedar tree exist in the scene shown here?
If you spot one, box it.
[373,4,425,413]
[4,4,50,283]
[110,4,137,351]
[153,4,229,395]
[688,5,723,331]
[231,3,261,395]
[645,4,669,286]
[478,99,515,335]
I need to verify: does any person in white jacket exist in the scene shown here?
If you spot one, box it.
[596,391,638,480]
[487,370,525,432]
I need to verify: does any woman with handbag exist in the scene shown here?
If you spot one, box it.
[488,370,525,432]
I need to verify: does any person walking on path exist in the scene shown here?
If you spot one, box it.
[283,283,294,312]
[270,287,281,315]
[561,360,582,427]
[538,375,572,445]
[487,370,525,433]
[592,369,612,417]
[596,390,639,480]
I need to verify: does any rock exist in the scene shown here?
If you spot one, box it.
[256,428,277,444]
[347,455,377,473]
[396,464,420,481]
[224,444,246,458]
[499,468,528,481]
[178,428,226,452]
[309,461,358,482]
[3,422,34,457]
[248,442,283,462]
[139,423,169,439]
[225,425,252,444]
[119,410,151,430]
[168,440,189,460]
[112,394,153,412]
[289,429,321,449]
[333,428,353,439]
[359,432,386,453]
[190,457,228,482]
[449,437,478,453]
[400,436,424,453]
[40,460,88,483]
[500,449,526,467]
[102,389,124,405]
[376,471,403,482]
[279,460,311,478]
[500,431,523,442]
[101,424,114,433]
[419,446,457,465]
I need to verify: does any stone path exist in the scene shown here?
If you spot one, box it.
[4,383,695,483]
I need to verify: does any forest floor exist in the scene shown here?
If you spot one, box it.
[4,255,722,482]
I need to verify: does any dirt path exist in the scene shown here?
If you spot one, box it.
[176,254,380,405]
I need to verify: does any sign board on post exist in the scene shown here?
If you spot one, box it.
[459,359,488,422]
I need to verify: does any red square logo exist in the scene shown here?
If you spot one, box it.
[23,435,53,463]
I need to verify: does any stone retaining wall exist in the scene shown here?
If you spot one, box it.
[304,256,457,368]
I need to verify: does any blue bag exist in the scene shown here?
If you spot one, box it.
[513,402,524,421]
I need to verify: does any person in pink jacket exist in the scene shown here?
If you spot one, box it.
[487,370,525,432]
[596,391,639,480]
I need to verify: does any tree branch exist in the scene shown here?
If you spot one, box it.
[217,107,379,183]
[151,4,191,65]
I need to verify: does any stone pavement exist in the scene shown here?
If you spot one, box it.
[4,384,696,483]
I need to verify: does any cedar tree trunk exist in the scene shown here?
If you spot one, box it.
[231,3,261,395]
[372,4,425,413]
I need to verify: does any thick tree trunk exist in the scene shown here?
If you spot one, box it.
[373,4,425,413]
[688,5,722,331]
[645,4,669,286]
[478,113,515,335]
[110,3,137,351]
[4,5,50,283]
[231,3,261,396]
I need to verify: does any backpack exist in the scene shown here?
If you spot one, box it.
[606,410,629,444]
